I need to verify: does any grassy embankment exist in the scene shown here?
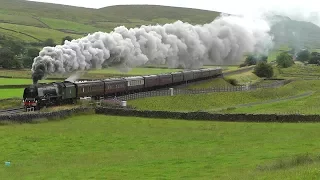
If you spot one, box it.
[1,115,320,179]
[129,80,318,113]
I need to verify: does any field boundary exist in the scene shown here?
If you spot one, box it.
[95,107,320,123]
[0,107,93,123]
[2,106,320,123]
[0,26,42,42]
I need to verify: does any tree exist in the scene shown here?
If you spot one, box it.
[23,48,40,68]
[43,38,56,46]
[241,54,268,67]
[276,52,294,68]
[253,61,274,78]
[260,55,268,62]
[27,47,40,58]
[245,55,257,66]
[296,49,310,62]
[309,52,320,65]
[0,48,15,69]
[61,36,73,44]
[1,38,25,55]
[13,55,23,69]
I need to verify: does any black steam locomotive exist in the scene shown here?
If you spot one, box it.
[23,68,223,110]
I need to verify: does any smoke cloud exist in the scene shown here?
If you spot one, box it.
[31,14,274,83]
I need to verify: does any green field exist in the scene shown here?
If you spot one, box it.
[0,78,52,85]
[223,88,320,114]
[187,78,233,89]
[129,80,316,112]
[0,88,23,99]
[39,18,100,33]
[0,114,320,179]
[89,67,182,76]
[0,23,82,43]
[225,71,260,85]
[0,66,235,80]
[278,64,320,78]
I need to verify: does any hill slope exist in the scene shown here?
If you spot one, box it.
[270,16,320,49]
[0,0,221,44]
[1,0,320,51]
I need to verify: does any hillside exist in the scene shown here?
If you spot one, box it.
[270,17,320,50]
[1,0,320,54]
[0,0,221,44]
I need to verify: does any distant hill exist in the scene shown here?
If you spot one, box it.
[0,0,320,52]
[269,15,320,50]
[0,0,221,44]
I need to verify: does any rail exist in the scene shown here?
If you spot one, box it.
[0,107,24,115]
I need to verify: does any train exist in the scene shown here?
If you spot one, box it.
[23,67,223,110]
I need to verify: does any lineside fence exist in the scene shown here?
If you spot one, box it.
[117,79,292,101]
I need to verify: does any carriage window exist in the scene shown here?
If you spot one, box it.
[82,88,84,92]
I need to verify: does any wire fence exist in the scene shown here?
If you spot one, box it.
[116,79,292,101]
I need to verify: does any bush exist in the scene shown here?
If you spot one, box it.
[308,52,320,65]
[239,63,247,68]
[296,49,310,62]
[253,62,274,78]
[276,52,294,68]
[242,54,268,67]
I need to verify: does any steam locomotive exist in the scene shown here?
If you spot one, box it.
[23,68,223,110]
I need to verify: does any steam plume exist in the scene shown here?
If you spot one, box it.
[31,14,273,83]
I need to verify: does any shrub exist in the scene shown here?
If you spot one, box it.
[276,52,294,68]
[253,62,274,78]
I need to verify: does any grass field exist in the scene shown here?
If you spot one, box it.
[89,67,182,76]
[278,64,320,77]
[0,78,52,85]
[129,81,310,111]
[39,18,100,33]
[129,80,316,112]
[0,99,22,109]
[0,88,23,99]
[0,66,236,80]
[1,114,320,179]
[223,85,320,115]
[0,23,82,43]
[187,78,233,89]
[225,72,260,85]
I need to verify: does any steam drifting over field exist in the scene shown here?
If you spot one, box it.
[31,14,274,83]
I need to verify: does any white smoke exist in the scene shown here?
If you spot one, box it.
[31,14,274,82]
[65,71,86,82]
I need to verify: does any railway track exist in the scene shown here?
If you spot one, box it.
[0,107,24,115]
[0,67,255,113]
